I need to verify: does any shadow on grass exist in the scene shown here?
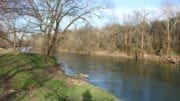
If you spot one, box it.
[83,89,92,101]
[0,53,53,100]
[44,89,69,101]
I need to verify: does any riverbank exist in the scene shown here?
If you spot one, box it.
[58,50,180,64]
[0,53,118,101]
[0,48,9,54]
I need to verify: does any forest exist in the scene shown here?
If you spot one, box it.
[58,13,180,56]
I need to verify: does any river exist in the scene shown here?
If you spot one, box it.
[57,53,180,101]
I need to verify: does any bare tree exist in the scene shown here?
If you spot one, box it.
[130,10,150,58]
[0,14,31,52]
[0,0,29,52]
[11,0,102,56]
[161,0,178,54]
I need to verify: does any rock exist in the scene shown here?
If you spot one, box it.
[79,73,89,79]
[170,56,179,64]
[87,51,92,55]
[8,89,16,93]
[160,55,180,64]
[73,73,90,80]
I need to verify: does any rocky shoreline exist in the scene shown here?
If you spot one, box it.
[160,55,180,65]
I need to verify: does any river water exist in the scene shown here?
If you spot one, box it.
[57,53,180,101]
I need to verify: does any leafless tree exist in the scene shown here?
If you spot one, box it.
[11,0,102,56]
[0,0,32,53]
[161,0,178,54]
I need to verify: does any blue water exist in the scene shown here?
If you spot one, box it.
[57,53,180,101]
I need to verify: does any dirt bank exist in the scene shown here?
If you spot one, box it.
[58,50,180,65]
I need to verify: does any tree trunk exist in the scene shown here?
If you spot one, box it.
[167,19,170,55]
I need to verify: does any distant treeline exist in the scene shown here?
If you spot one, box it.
[59,13,180,56]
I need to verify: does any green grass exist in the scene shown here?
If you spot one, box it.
[0,53,118,101]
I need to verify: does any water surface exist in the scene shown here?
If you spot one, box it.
[57,53,180,101]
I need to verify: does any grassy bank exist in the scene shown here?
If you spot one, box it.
[0,53,118,101]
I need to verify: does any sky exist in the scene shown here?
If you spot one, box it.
[13,0,180,30]
[91,0,180,27]
[112,0,163,9]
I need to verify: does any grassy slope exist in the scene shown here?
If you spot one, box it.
[0,53,118,101]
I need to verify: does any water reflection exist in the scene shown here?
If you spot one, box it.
[57,53,180,101]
